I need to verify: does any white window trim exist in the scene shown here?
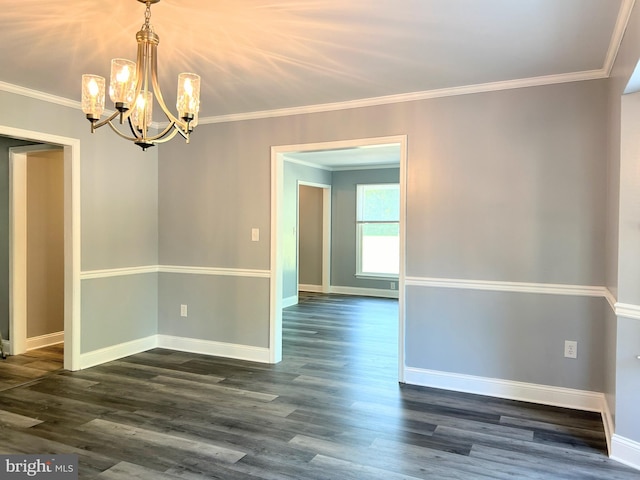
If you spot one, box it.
[356,183,400,278]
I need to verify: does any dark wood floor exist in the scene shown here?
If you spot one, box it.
[0,294,638,479]
[0,343,63,391]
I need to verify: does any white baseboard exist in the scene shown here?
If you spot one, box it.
[298,284,323,293]
[602,395,615,456]
[26,331,64,351]
[79,335,157,370]
[283,295,298,308]
[612,435,640,471]
[330,285,399,299]
[157,334,270,363]
[404,367,605,412]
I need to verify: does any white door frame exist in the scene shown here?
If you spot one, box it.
[4,126,81,371]
[270,135,407,383]
[297,181,332,294]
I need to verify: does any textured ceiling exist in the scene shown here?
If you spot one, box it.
[0,0,629,121]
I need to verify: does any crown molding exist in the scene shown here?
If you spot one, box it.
[604,0,637,76]
[1,69,607,127]
[0,80,80,110]
[198,69,608,125]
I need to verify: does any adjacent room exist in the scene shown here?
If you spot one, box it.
[0,0,639,478]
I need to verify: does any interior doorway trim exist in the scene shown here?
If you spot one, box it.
[270,135,407,383]
[4,126,81,371]
[298,181,332,295]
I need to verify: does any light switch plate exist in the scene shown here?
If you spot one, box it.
[251,228,259,242]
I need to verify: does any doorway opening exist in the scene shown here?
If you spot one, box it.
[295,181,331,301]
[11,146,65,356]
[2,127,80,371]
[270,135,407,382]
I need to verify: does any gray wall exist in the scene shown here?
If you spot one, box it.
[0,136,35,341]
[406,287,605,391]
[156,79,608,397]
[298,185,323,287]
[0,90,159,354]
[158,274,269,347]
[331,168,400,290]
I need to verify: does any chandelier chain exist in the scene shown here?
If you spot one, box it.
[143,2,152,30]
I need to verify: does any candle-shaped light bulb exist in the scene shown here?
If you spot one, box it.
[131,91,153,132]
[177,73,201,122]
[88,78,99,96]
[109,58,136,109]
[81,74,106,119]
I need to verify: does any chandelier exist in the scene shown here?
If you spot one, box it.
[81,0,201,150]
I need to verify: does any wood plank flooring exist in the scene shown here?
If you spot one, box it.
[0,294,638,479]
[0,343,63,391]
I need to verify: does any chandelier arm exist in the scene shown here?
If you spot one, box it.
[92,110,121,131]
[106,119,143,143]
[149,127,181,144]
[149,42,187,131]
[138,121,177,143]
[173,123,190,141]
[126,116,143,139]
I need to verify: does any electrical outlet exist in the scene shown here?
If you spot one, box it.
[390,282,396,290]
[564,340,577,359]
[180,304,188,317]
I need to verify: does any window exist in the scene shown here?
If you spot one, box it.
[356,183,400,277]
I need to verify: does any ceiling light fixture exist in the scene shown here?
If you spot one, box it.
[81,0,201,150]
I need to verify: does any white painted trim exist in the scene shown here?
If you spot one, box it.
[284,155,398,172]
[79,265,271,280]
[272,135,407,369]
[79,335,157,370]
[612,435,640,471]
[615,302,640,321]
[330,286,399,299]
[398,136,407,383]
[0,69,609,130]
[604,0,637,75]
[9,148,28,356]
[26,331,64,351]
[298,284,323,293]
[404,367,605,413]
[4,131,82,373]
[270,148,285,364]
[77,334,272,370]
[198,71,607,125]
[81,265,160,280]
[159,265,271,278]
[282,295,298,308]
[0,80,81,110]
[157,335,270,363]
[605,288,617,312]
[405,276,607,297]
[602,395,615,456]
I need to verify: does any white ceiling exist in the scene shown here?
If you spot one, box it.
[0,0,630,122]
[284,144,401,170]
